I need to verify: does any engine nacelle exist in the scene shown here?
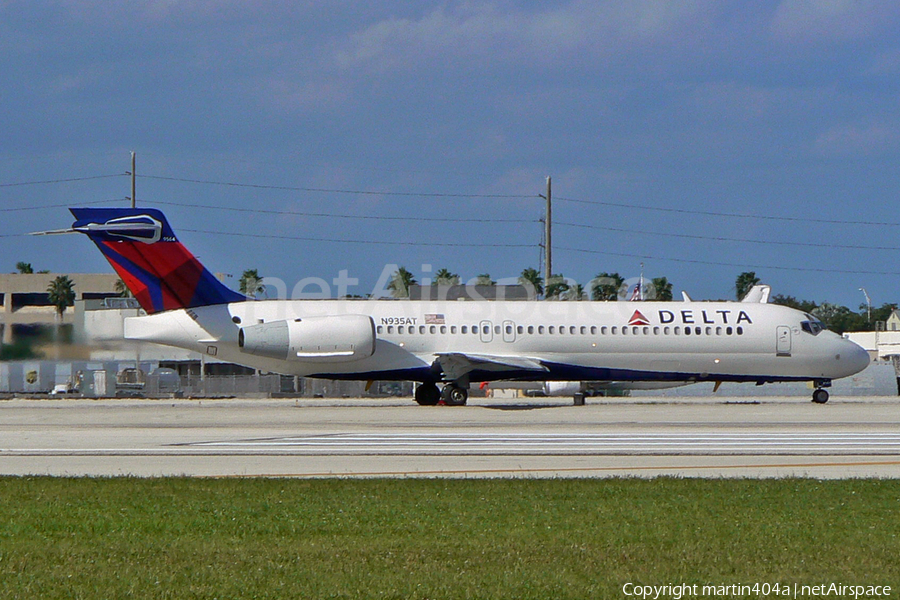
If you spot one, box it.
[239,315,375,363]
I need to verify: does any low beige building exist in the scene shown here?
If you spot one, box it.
[0,273,119,343]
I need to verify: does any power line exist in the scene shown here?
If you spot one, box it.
[140,174,535,199]
[182,229,533,249]
[555,221,900,252]
[0,174,125,188]
[0,198,126,213]
[556,196,900,228]
[555,245,900,276]
[152,200,537,224]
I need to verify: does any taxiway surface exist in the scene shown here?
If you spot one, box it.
[2,396,899,478]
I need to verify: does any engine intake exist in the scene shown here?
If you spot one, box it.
[239,315,375,363]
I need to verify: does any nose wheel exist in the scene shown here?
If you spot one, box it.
[812,388,829,404]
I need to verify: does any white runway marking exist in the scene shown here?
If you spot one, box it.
[185,432,900,455]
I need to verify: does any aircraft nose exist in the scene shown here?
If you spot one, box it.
[840,339,870,377]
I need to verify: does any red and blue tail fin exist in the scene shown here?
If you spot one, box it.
[70,207,247,314]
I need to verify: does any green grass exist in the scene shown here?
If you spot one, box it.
[0,478,898,599]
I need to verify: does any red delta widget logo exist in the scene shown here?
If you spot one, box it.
[627,309,753,327]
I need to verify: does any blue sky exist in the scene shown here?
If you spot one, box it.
[2,1,899,307]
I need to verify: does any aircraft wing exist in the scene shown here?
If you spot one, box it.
[435,352,548,382]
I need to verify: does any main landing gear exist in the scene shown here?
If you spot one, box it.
[414,382,468,406]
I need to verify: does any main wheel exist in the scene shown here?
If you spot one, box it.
[812,388,829,404]
[441,384,468,406]
[414,383,440,406]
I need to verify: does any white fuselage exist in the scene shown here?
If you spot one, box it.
[123,299,869,386]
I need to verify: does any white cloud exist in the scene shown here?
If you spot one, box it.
[814,121,898,156]
[333,1,711,73]
[770,0,899,44]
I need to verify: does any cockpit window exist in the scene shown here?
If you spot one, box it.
[800,314,825,335]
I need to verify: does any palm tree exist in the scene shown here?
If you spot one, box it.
[115,278,133,298]
[735,271,760,301]
[650,277,673,301]
[474,273,495,286]
[544,274,569,300]
[388,267,417,298]
[239,269,266,298]
[591,272,624,301]
[518,267,543,298]
[434,268,460,286]
[563,283,587,301]
[16,262,33,274]
[47,275,75,320]
[47,275,75,360]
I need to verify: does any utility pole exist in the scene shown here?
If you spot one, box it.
[544,176,551,287]
[129,151,136,208]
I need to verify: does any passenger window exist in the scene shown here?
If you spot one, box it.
[591,326,597,334]
[440,326,447,334]
[461,326,468,334]
[601,326,608,335]
[716,327,722,335]
[387,326,394,334]
[419,326,426,334]
[695,327,701,335]
[653,327,659,335]
[517,326,524,334]
[377,326,384,334]
[705,327,711,335]
[642,327,649,335]
[611,326,617,334]
[570,326,576,334]
[430,326,436,334]
[451,326,457,334]
[506,325,512,334]
[483,325,490,334]
[538,326,545,334]
[494,325,500,334]
[622,327,628,335]
[528,326,534,334]
[549,326,555,334]
[398,326,404,334]
[737,327,743,335]
[684,327,690,336]
[580,326,586,334]
[726,327,733,335]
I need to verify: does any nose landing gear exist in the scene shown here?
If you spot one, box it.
[811,380,831,404]
[812,388,829,404]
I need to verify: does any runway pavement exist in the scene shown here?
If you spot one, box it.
[2,395,900,478]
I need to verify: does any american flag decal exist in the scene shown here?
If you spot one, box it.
[425,313,445,324]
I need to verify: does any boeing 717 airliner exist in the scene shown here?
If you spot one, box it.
[62,208,868,405]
